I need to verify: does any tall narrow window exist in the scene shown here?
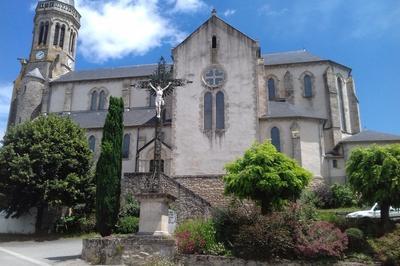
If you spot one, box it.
[98,91,106,110]
[38,22,44,45]
[268,78,276,100]
[59,25,65,48]
[90,91,98,111]
[304,74,312,97]
[212,35,217,48]
[216,91,225,129]
[204,92,212,130]
[337,77,347,132]
[122,134,130,159]
[70,32,75,54]
[271,127,281,152]
[43,21,49,45]
[53,23,60,46]
[88,135,96,152]
[149,91,156,107]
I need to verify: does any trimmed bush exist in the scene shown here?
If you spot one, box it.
[115,216,139,234]
[345,227,365,252]
[331,184,357,208]
[295,221,348,259]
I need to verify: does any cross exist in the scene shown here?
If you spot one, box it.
[130,58,191,192]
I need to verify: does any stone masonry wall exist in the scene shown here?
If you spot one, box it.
[122,173,213,223]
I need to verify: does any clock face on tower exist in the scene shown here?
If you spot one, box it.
[35,50,45,60]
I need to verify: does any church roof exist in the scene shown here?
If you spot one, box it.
[263,50,323,65]
[52,64,161,83]
[340,130,400,143]
[26,68,45,81]
[263,101,326,120]
[67,108,156,128]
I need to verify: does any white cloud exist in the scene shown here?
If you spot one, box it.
[170,0,206,13]
[76,0,187,62]
[223,9,236,17]
[0,83,12,141]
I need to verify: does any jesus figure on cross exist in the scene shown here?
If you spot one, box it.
[149,82,172,119]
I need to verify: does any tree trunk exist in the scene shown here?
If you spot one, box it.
[35,204,45,234]
[380,201,391,231]
[261,200,270,215]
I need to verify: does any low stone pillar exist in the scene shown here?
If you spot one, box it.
[136,193,176,236]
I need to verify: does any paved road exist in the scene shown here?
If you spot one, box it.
[0,238,89,266]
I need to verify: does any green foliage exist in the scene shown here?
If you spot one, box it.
[55,214,96,234]
[346,144,400,224]
[331,184,357,208]
[95,97,124,237]
[345,228,365,252]
[115,216,139,234]
[175,219,228,255]
[0,115,94,231]
[368,224,400,265]
[223,141,312,214]
[120,195,140,218]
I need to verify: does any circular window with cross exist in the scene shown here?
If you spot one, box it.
[202,66,226,88]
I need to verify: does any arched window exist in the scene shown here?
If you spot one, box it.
[212,35,217,48]
[271,127,281,152]
[337,77,347,131]
[304,74,312,97]
[268,78,276,100]
[69,32,75,54]
[38,22,45,45]
[216,91,225,129]
[43,21,49,45]
[53,23,60,46]
[88,135,96,152]
[122,134,130,159]
[98,90,106,110]
[90,91,98,111]
[204,92,212,130]
[59,25,65,48]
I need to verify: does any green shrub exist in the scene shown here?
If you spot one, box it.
[331,184,356,208]
[115,216,139,234]
[120,195,140,218]
[312,183,333,208]
[368,224,400,265]
[345,228,365,252]
[175,219,228,255]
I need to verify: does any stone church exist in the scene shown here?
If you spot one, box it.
[7,0,400,211]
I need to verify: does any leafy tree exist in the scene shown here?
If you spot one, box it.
[346,144,400,225]
[223,141,312,214]
[0,115,94,232]
[95,97,124,237]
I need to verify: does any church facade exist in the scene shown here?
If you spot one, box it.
[8,0,400,195]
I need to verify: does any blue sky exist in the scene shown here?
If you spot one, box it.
[0,0,399,139]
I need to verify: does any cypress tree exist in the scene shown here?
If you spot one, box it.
[95,97,124,237]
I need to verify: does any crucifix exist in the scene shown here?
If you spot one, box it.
[135,58,191,192]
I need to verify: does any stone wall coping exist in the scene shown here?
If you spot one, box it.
[135,192,177,202]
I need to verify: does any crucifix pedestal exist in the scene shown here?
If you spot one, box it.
[136,193,176,236]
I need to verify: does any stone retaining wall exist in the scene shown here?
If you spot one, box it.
[82,235,175,265]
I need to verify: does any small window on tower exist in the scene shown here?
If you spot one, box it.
[212,35,217,48]
[53,23,60,46]
[59,25,66,48]
[333,159,338,168]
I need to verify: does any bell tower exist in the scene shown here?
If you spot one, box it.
[29,0,81,78]
[7,0,81,127]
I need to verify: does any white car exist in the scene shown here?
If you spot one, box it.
[346,203,400,219]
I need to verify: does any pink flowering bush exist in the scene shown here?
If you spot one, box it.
[175,219,227,255]
[295,221,348,259]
